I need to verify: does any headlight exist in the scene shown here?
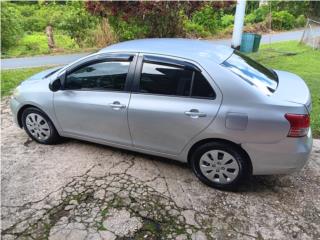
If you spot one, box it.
[12,86,20,99]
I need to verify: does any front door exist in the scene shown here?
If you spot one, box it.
[128,55,221,155]
[54,58,135,145]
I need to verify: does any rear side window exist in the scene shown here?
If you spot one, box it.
[222,50,278,95]
[65,61,130,91]
[192,72,216,99]
[139,62,215,99]
[140,63,192,96]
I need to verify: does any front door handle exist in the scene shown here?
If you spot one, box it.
[109,101,126,110]
[185,109,207,118]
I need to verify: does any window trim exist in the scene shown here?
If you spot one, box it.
[61,53,137,92]
[143,55,201,72]
[132,54,216,100]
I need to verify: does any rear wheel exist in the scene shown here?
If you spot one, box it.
[190,142,250,190]
[22,107,61,144]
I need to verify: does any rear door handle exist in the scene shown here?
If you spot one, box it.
[109,101,126,110]
[184,109,206,118]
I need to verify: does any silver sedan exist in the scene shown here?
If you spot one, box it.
[10,39,313,190]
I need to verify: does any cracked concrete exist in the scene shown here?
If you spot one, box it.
[1,97,320,240]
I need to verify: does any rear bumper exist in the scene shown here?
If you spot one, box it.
[242,129,313,175]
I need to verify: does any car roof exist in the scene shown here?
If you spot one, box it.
[99,38,234,64]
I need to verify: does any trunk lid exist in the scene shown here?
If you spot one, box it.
[273,70,312,113]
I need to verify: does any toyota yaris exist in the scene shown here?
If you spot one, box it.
[10,39,313,190]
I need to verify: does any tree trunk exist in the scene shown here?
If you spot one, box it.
[45,25,55,49]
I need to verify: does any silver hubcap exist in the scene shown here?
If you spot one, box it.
[199,150,240,184]
[25,113,51,141]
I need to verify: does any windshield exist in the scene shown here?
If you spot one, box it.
[222,50,278,95]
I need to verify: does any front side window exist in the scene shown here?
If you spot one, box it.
[65,61,130,91]
[139,62,215,98]
[222,50,278,95]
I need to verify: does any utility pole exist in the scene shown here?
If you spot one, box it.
[231,0,247,49]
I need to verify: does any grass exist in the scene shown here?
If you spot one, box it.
[249,41,320,137]
[1,41,319,137]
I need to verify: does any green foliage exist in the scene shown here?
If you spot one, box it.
[57,1,100,47]
[220,14,234,28]
[1,1,318,57]
[108,16,148,41]
[6,32,79,57]
[183,5,224,37]
[245,6,269,24]
[269,0,311,17]
[9,2,99,47]
[295,15,307,28]
[191,5,220,34]
[184,21,210,38]
[1,3,23,51]
[253,6,270,23]
[245,5,305,31]
[15,3,55,33]
[272,11,295,30]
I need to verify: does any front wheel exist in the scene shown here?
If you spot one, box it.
[190,142,250,190]
[22,107,61,144]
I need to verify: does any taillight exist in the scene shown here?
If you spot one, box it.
[285,114,310,137]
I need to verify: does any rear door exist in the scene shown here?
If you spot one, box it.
[128,55,222,155]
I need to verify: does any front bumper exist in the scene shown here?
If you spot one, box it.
[242,129,313,175]
[10,97,21,127]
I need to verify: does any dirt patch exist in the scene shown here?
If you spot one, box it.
[1,97,320,240]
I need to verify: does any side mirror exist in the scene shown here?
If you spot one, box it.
[49,78,62,92]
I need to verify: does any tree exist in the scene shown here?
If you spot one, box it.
[1,3,23,51]
[85,1,235,40]
[45,25,55,49]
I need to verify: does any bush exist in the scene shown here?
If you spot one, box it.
[14,3,47,33]
[245,6,269,24]
[272,11,295,30]
[295,15,307,28]
[6,32,79,57]
[56,2,100,47]
[245,13,257,24]
[220,14,234,28]
[87,19,118,48]
[191,5,220,34]
[13,2,99,47]
[184,21,210,38]
[254,6,270,22]
[108,16,148,41]
[86,2,193,39]
[1,3,23,51]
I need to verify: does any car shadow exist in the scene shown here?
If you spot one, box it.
[61,138,296,194]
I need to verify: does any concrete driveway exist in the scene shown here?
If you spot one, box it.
[1,97,320,240]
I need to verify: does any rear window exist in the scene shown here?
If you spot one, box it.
[222,50,278,95]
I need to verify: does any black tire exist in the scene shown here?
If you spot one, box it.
[21,107,61,144]
[190,141,251,191]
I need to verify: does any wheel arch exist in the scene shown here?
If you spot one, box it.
[187,138,253,174]
[17,104,53,128]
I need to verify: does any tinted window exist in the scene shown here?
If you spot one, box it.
[139,63,192,96]
[65,61,130,91]
[192,72,215,99]
[222,50,278,95]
